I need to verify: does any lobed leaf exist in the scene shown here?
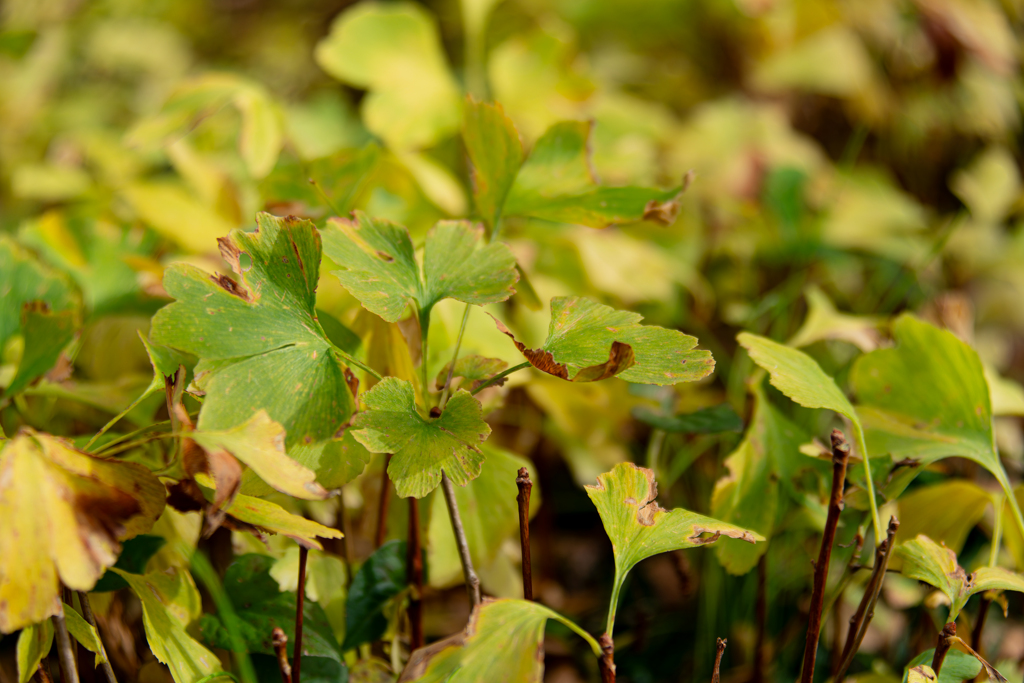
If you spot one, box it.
[496,296,714,385]
[462,98,524,230]
[0,431,165,632]
[322,212,519,323]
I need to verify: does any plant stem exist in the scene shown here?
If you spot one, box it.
[420,312,431,406]
[336,486,353,589]
[190,550,257,683]
[471,361,531,395]
[408,497,424,650]
[712,638,727,683]
[334,346,383,382]
[800,429,850,683]
[972,598,990,655]
[438,305,472,410]
[834,517,900,682]
[989,496,1004,567]
[272,628,292,683]
[83,390,150,451]
[516,467,534,601]
[376,455,392,548]
[931,622,957,676]
[598,633,616,683]
[440,469,481,609]
[53,604,80,683]
[36,660,54,683]
[646,429,666,483]
[828,533,864,675]
[77,591,117,683]
[851,423,882,544]
[293,546,308,683]
[753,556,767,683]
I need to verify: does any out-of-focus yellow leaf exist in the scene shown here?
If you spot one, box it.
[123,182,236,253]
[752,27,874,97]
[951,146,1021,224]
[0,430,166,632]
[788,286,883,352]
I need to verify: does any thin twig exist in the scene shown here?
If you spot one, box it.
[375,455,392,548]
[713,638,728,683]
[972,597,991,656]
[438,305,472,410]
[516,467,534,601]
[408,497,424,650]
[77,591,117,683]
[53,604,81,683]
[753,556,767,683]
[800,429,851,683]
[827,533,864,675]
[471,361,531,395]
[598,633,616,683]
[292,546,308,683]
[931,622,957,676]
[833,517,900,682]
[440,470,481,609]
[272,628,292,683]
[36,660,54,683]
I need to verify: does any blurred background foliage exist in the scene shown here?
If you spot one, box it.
[2,0,1024,681]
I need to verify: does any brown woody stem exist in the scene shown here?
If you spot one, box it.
[931,622,957,676]
[272,627,292,683]
[440,470,481,610]
[800,429,850,683]
[77,591,118,683]
[598,633,616,683]
[712,638,728,683]
[293,546,308,683]
[972,597,990,655]
[53,603,81,683]
[408,496,424,651]
[376,454,393,548]
[834,517,900,682]
[516,467,534,601]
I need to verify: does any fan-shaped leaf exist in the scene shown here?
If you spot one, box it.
[496,297,714,385]
[0,431,165,632]
[350,378,490,498]
[322,212,518,324]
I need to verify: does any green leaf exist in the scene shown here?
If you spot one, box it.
[894,535,1024,621]
[737,331,881,538]
[314,3,461,150]
[93,534,166,592]
[398,598,600,683]
[197,555,343,665]
[462,98,524,230]
[503,120,683,227]
[893,481,993,568]
[586,462,762,634]
[0,236,81,397]
[904,650,982,683]
[64,603,106,666]
[496,296,714,385]
[342,540,407,651]
[427,446,540,590]
[851,314,1024,534]
[352,378,490,498]
[113,567,224,683]
[322,213,519,324]
[16,620,52,683]
[191,411,329,500]
[633,404,743,434]
[434,355,507,392]
[151,212,359,490]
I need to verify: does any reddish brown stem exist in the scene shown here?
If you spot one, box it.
[972,597,990,655]
[292,545,308,683]
[376,455,392,548]
[800,429,850,683]
[516,467,534,601]
[713,638,728,683]
[931,622,957,676]
[598,633,616,683]
[752,556,766,683]
[272,627,292,683]
[36,660,54,683]
[833,517,900,682]
[408,497,424,651]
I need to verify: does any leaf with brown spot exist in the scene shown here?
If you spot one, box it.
[0,430,166,633]
[321,212,519,324]
[585,462,762,634]
[151,212,359,492]
[398,598,600,683]
[494,296,713,385]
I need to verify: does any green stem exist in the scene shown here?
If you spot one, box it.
[190,550,257,683]
[91,417,176,455]
[471,361,531,395]
[439,305,473,410]
[420,310,431,406]
[334,346,383,382]
[997,475,1024,548]
[83,389,154,451]
[989,496,1004,567]
[605,567,625,636]
[646,429,666,482]
[851,422,882,543]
